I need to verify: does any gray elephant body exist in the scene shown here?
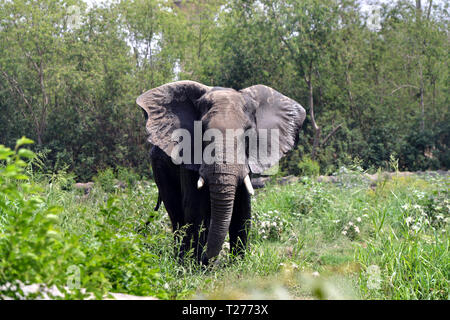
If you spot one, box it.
[137,81,305,264]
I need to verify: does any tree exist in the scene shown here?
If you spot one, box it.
[0,0,85,145]
[264,0,340,160]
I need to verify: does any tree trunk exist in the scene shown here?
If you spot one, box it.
[307,76,321,160]
[419,59,425,132]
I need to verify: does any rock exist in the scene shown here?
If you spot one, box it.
[278,175,300,185]
[251,176,271,189]
[73,182,94,195]
[251,171,448,189]
[114,180,127,189]
[317,175,336,183]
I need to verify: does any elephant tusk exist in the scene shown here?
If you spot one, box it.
[243,175,254,195]
[197,176,205,189]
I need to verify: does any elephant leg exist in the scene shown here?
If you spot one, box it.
[180,168,211,263]
[150,147,185,259]
[229,184,251,258]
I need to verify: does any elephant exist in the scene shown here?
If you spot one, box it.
[136,80,306,265]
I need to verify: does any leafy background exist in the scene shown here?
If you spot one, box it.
[0,0,448,181]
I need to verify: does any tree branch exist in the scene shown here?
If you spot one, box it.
[321,124,342,147]
[391,84,420,94]
[427,0,433,20]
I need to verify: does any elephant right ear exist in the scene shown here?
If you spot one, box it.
[136,81,211,166]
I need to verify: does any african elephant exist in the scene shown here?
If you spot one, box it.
[137,81,305,264]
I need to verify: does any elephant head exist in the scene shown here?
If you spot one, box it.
[137,80,306,261]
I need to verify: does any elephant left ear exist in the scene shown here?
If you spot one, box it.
[240,85,306,174]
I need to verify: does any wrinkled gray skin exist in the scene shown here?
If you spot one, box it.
[137,81,305,264]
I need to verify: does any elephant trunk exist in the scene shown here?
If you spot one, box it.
[204,175,238,261]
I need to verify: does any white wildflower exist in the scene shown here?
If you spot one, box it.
[356,217,362,223]
[342,230,347,236]
[354,226,360,234]
[405,216,414,225]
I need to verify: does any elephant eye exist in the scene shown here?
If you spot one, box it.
[244,135,251,158]
[244,120,254,132]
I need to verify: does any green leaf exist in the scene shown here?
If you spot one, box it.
[0,146,14,160]
[14,174,29,180]
[45,214,60,224]
[46,230,61,240]
[15,137,34,149]
[18,149,35,159]
[47,206,63,214]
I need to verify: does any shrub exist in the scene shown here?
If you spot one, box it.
[297,157,320,177]
[93,168,116,193]
[0,138,93,299]
[0,138,169,299]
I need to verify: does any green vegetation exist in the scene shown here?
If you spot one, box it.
[0,140,168,299]
[0,0,448,301]
[0,0,448,180]
[1,140,447,299]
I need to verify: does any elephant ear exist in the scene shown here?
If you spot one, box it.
[241,85,306,174]
[136,81,211,168]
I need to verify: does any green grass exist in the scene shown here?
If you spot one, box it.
[1,141,449,299]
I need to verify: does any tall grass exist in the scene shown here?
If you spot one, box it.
[1,140,448,299]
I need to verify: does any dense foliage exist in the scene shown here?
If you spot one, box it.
[0,0,448,180]
[0,139,172,299]
[1,139,448,299]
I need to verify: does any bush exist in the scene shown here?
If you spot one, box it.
[297,157,320,177]
[93,168,116,193]
[116,166,141,187]
[0,138,92,299]
[0,138,169,299]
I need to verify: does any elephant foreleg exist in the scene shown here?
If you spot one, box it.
[229,184,251,258]
[180,168,211,263]
[150,147,185,260]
